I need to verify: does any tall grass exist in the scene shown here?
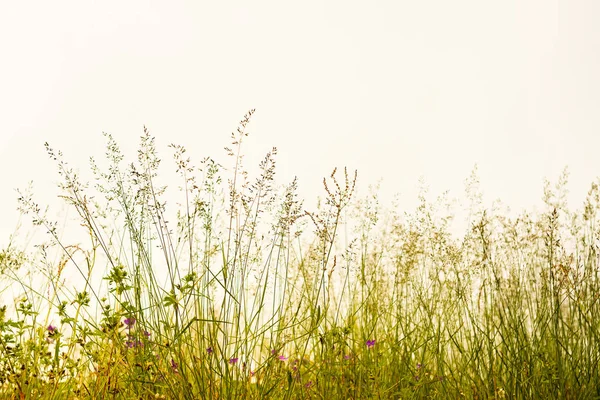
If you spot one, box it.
[1,112,599,399]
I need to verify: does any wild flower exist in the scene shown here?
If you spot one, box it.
[124,317,136,328]
[206,347,213,354]
[125,337,142,348]
[229,357,239,365]
[278,355,288,361]
[366,339,376,348]
[170,359,179,373]
[46,325,57,343]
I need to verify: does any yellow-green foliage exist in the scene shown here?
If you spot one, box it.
[1,113,599,399]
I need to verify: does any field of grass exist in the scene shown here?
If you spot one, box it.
[1,112,599,399]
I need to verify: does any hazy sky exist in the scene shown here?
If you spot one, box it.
[1,0,600,248]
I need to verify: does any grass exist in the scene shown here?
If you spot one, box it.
[1,110,599,399]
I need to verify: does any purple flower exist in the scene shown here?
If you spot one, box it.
[206,347,213,354]
[366,339,376,348]
[416,363,422,369]
[305,381,313,388]
[170,359,179,372]
[123,317,136,328]
[144,331,151,338]
[229,357,239,365]
[126,338,143,348]
[46,325,57,343]
[344,354,352,360]
[278,355,288,361]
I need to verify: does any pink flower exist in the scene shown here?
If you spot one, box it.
[170,359,179,373]
[229,357,239,365]
[46,325,58,343]
[366,339,376,348]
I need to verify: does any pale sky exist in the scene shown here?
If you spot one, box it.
[1,0,600,249]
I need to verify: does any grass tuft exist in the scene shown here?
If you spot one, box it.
[1,113,599,399]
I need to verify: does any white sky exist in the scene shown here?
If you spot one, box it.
[1,0,600,250]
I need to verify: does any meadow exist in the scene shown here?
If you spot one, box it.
[1,111,599,399]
